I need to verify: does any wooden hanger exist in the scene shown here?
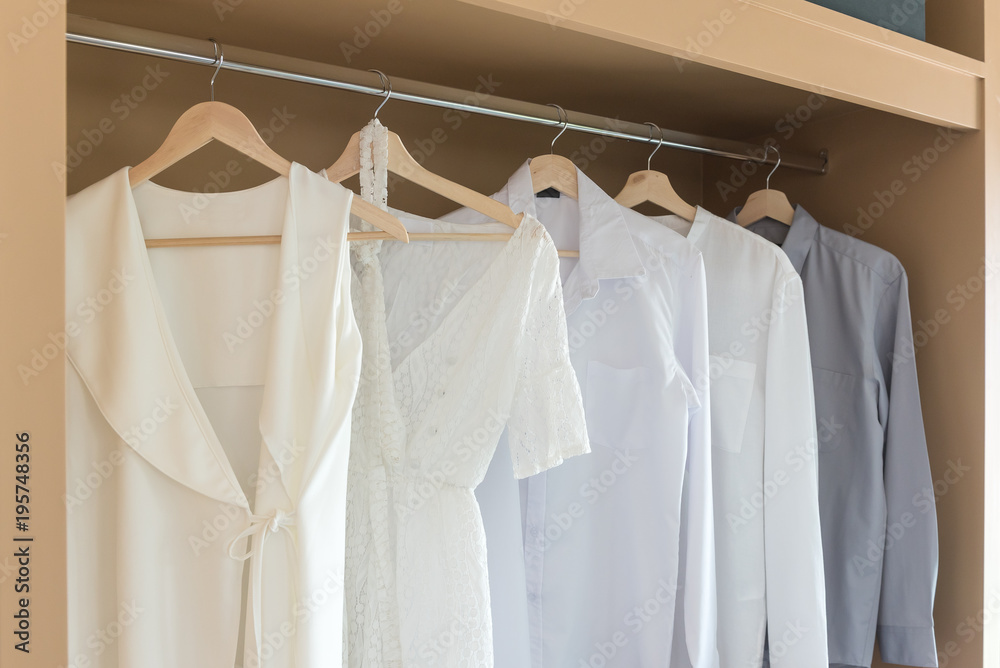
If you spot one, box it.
[327,75,581,257]
[614,123,696,221]
[526,104,579,200]
[326,128,522,230]
[735,145,795,227]
[136,43,408,248]
[327,70,520,227]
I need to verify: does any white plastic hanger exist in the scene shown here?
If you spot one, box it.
[137,41,408,248]
[614,122,696,221]
[735,144,795,227]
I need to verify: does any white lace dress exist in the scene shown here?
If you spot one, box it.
[344,207,590,666]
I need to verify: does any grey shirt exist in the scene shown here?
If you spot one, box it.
[730,205,938,668]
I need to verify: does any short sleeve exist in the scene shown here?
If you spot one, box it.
[506,228,590,479]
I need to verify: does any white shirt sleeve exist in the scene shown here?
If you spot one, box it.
[763,273,829,667]
[672,251,720,668]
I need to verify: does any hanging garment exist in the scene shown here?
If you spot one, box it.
[652,207,828,668]
[731,205,938,668]
[65,164,361,668]
[440,161,717,668]
[344,206,590,666]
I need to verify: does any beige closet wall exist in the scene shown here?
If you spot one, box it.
[0,2,66,668]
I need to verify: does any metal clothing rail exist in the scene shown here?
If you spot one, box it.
[66,15,829,174]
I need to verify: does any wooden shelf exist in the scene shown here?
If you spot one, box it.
[457,0,986,130]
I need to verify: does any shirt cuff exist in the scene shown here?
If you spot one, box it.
[877,625,938,667]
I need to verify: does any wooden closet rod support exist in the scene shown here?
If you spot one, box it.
[66,15,829,174]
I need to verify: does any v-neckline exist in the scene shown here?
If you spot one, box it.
[123,171,295,511]
[377,215,533,376]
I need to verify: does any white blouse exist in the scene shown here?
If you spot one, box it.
[65,164,361,668]
[344,213,590,667]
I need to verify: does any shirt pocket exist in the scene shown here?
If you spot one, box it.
[811,366,869,453]
[708,355,757,455]
[584,360,690,450]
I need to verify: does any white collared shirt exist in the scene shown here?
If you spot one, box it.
[654,209,828,668]
[442,161,717,668]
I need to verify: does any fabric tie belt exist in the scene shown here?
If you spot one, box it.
[229,509,296,668]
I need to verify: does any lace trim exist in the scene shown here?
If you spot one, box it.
[354,118,390,267]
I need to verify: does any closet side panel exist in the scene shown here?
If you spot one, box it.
[983,0,1000,663]
[0,2,67,668]
[702,108,987,668]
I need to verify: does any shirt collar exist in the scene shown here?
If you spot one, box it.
[727,203,819,274]
[781,205,820,274]
[500,160,646,313]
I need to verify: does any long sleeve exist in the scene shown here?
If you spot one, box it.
[672,252,719,668]
[874,272,938,667]
[763,273,829,667]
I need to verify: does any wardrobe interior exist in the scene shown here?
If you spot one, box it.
[62,0,998,666]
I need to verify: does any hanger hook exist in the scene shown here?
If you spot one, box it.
[763,144,781,189]
[208,39,224,102]
[644,122,664,170]
[369,69,391,120]
[546,104,568,154]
